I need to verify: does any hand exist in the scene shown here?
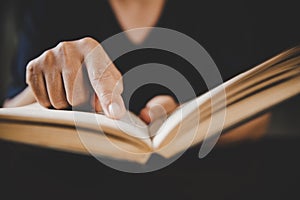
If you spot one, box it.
[138,95,270,145]
[139,95,179,124]
[26,37,126,119]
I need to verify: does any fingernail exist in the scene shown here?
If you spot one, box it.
[108,102,123,119]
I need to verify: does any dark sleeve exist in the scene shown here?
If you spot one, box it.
[6,0,54,99]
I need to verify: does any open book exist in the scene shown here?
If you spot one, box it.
[1,46,300,164]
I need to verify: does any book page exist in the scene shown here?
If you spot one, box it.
[0,119,151,164]
[157,75,300,159]
[0,103,152,149]
[152,46,300,157]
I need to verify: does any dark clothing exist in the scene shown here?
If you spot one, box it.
[7,0,260,113]
[7,0,300,127]
[3,1,300,199]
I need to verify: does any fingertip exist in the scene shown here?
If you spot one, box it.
[139,107,151,124]
[96,91,126,119]
[108,102,126,119]
[38,100,52,108]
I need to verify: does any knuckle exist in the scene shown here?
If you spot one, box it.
[114,69,122,80]
[41,50,55,64]
[80,37,101,55]
[81,37,99,46]
[56,41,81,70]
[56,41,72,56]
[26,60,36,75]
[57,41,68,49]
[26,61,39,84]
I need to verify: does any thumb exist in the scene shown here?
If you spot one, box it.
[139,95,178,124]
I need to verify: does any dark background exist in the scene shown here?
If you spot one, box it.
[0,0,300,199]
[0,0,29,105]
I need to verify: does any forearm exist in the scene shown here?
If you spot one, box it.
[3,87,36,108]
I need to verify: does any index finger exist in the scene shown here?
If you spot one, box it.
[83,44,125,119]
